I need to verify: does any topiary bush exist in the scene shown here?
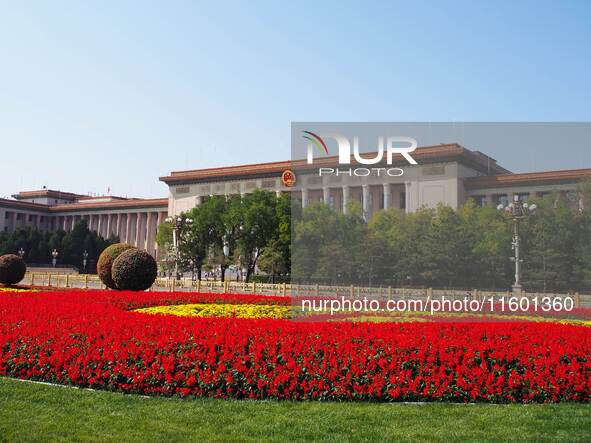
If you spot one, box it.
[97,243,136,289]
[111,249,157,291]
[0,254,27,286]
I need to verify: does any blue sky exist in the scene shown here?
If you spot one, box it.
[1,1,590,198]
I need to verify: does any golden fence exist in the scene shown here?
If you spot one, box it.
[18,272,591,309]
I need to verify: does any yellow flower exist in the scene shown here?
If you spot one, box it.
[0,287,37,293]
[135,303,291,320]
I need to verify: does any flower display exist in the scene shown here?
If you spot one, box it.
[136,303,291,319]
[0,287,38,293]
[0,290,589,403]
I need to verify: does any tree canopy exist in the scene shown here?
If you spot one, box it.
[0,220,117,272]
[156,186,591,291]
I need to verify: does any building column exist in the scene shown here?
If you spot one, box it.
[145,212,155,254]
[115,214,121,239]
[125,214,132,243]
[275,189,282,197]
[302,188,309,208]
[323,187,330,207]
[135,212,143,249]
[155,212,166,259]
[362,185,370,217]
[342,186,350,214]
[118,214,125,240]
[404,182,411,213]
[97,215,103,237]
[105,214,112,238]
[141,213,148,250]
[383,184,391,210]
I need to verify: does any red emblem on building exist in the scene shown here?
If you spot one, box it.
[281,169,296,187]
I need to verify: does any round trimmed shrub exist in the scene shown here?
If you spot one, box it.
[97,243,136,289]
[0,254,27,286]
[111,249,157,291]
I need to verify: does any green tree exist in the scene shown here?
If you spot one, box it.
[523,196,576,291]
[258,192,292,282]
[236,190,279,282]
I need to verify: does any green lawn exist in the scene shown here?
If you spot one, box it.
[0,378,589,442]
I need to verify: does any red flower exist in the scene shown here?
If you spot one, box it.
[0,290,589,403]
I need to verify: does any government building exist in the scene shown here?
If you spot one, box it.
[2,143,590,256]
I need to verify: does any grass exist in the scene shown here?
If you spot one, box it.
[1,378,590,442]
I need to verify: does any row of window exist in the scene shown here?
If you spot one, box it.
[3,213,46,222]
[471,191,556,207]
[308,192,407,211]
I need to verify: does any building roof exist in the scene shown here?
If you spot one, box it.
[0,197,168,213]
[12,189,83,201]
[159,143,511,185]
[0,198,51,212]
[48,198,168,212]
[75,195,129,201]
[464,168,591,190]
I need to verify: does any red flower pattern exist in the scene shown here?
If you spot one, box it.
[0,290,589,403]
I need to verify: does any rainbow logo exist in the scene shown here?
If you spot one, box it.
[302,131,329,155]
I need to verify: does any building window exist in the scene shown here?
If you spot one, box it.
[515,192,530,201]
[28,214,33,222]
[400,192,406,210]
[4,212,8,219]
[494,194,508,206]
[16,213,21,221]
[40,216,45,222]
[472,195,487,207]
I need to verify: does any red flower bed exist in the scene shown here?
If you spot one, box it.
[0,290,590,403]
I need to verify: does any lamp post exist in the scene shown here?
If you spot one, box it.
[497,195,536,293]
[51,249,59,268]
[18,248,25,260]
[82,250,89,272]
[165,215,193,280]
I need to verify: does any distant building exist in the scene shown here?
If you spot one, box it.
[2,143,590,257]
[160,143,590,218]
[0,190,167,257]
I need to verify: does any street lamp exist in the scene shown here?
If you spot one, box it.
[18,248,25,260]
[82,250,89,272]
[51,249,59,268]
[165,215,193,280]
[497,195,536,293]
